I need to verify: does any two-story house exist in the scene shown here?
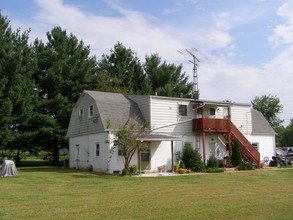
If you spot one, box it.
[67,90,276,173]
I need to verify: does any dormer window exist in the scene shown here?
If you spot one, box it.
[88,105,94,118]
[179,104,187,116]
[79,108,83,119]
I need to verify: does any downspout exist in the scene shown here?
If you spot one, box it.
[228,106,232,157]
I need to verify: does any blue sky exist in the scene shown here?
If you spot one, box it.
[1,0,293,126]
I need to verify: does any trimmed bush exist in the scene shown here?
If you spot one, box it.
[178,168,191,174]
[129,165,138,175]
[207,155,219,168]
[182,143,205,172]
[182,143,196,169]
[238,161,255,170]
[192,149,205,172]
[122,168,129,176]
[207,167,225,173]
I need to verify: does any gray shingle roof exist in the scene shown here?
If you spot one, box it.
[85,90,145,130]
[251,109,276,135]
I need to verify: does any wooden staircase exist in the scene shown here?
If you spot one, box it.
[193,118,260,166]
[223,122,260,166]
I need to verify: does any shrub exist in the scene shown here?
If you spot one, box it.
[129,165,138,175]
[238,161,255,171]
[178,168,191,174]
[179,161,186,169]
[122,168,129,176]
[192,150,205,172]
[182,143,195,169]
[182,143,205,172]
[207,155,219,168]
[173,163,179,173]
[207,167,225,173]
[231,140,242,167]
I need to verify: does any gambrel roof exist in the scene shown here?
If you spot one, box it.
[85,90,145,130]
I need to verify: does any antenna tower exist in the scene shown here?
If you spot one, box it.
[178,48,200,99]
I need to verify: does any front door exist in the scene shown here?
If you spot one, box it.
[209,142,216,158]
[140,150,150,170]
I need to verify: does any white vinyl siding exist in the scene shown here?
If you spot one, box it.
[230,105,252,135]
[150,97,192,133]
[67,94,104,137]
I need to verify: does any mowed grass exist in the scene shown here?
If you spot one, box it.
[1,167,293,220]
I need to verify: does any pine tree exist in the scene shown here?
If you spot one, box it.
[231,140,242,167]
[31,26,98,164]
[0,13,36,164]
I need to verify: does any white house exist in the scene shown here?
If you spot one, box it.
[67,90,276,173]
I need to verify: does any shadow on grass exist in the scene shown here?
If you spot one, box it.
[19,166,119,178]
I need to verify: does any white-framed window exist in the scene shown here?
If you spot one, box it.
[79,108,83,119]
[96,143,100,156]
[252,142,259,151]
[88,105,94,118]
[179,104,187,116]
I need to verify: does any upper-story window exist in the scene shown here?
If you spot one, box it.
[88,105,94,118]
[179,104,187,116]
[79,108,83,119]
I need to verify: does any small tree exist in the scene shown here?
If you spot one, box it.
[193,149,205,172]
[182,143,205,172]
[231,140,242,167]
[182,143,195,169]
[112,119,149,172]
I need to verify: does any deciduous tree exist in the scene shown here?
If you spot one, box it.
[112,119,149,172]
[251,94,283,129]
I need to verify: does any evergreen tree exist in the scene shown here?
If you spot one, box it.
[97,42,150,94]
[182,143,205,171]
[231,140,242,167]
[31,26,98,164]
[0,13,36,164]
[144,54,193,97]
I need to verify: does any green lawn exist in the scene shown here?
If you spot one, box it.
[1,167,293,220]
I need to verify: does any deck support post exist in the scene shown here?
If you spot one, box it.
[202,131,206,164]
[171,141,174,172]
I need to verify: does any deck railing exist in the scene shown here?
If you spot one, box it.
[192,118,231,133]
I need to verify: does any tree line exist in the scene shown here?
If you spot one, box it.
[0,14,193,165]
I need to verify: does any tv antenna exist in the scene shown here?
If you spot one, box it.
[178,48,200,99]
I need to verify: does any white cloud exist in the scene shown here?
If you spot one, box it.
[270,0,293,46]
[27,0,185,62]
